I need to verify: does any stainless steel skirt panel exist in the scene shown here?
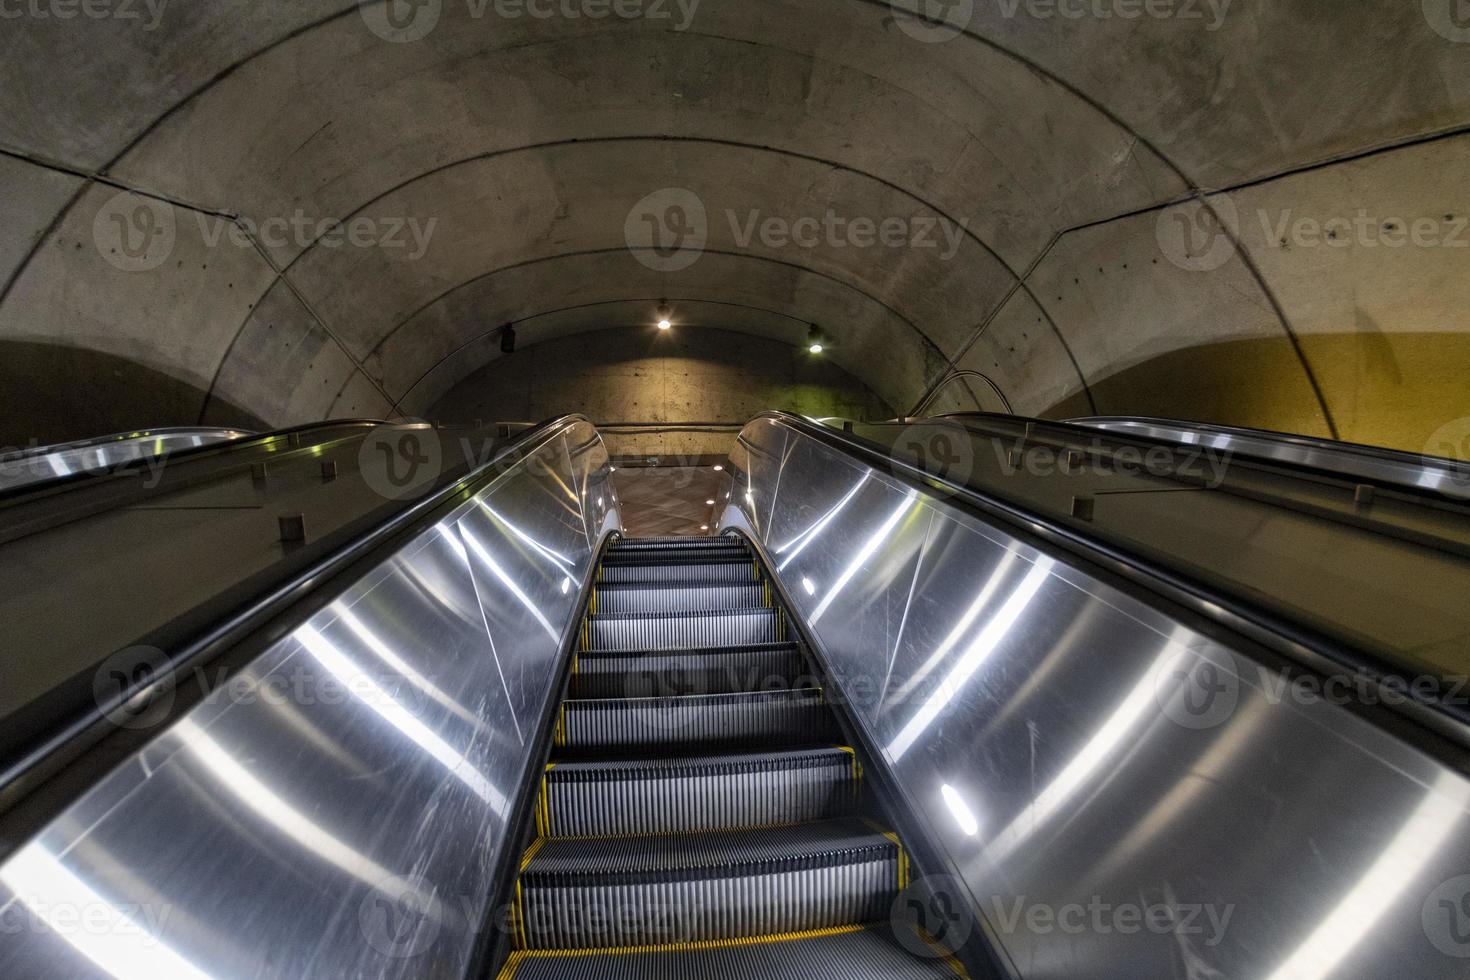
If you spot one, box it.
[0,420,618,978]
[724,416,1470,979]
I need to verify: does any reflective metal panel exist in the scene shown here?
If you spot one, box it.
[0,423,618,978]
[0,428,251,493]
[727,416,1470,979]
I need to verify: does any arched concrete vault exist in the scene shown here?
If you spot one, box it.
[1,0,1467,450]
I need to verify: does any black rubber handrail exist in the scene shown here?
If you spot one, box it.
[0,417,391,507]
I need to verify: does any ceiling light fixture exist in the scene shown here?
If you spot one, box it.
[656,300,672,331]
[807,323,824,354]
[501,323,517,354]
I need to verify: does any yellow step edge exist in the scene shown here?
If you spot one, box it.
[505,922,869,969]
[521,815,846,846]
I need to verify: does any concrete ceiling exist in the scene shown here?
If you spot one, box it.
[1,1,1467,449]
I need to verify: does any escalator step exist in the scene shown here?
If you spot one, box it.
[587,609,780,651]
[518,819,903,949]
[541,747,861,837]
[501,926,963,979]
[558,689,833,749]
[611,537,738,549]
[594,583,767,615]
[599,560,756,584]
[570,642,808,699]
[605,545,750,565]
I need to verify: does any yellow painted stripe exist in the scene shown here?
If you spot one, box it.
[510,922,868,960]
[513,879,528,949]
[495,950,525,980]
[519,837,546,871]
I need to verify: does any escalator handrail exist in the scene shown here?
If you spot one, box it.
[743,411,1470,753]
[0,418,392,506]
[0,426,253,463]
[0,415,594,813]
[1063,414,1470,498]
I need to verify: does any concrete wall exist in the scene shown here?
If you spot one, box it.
[426,325,892,457]
[0,1,1467,454]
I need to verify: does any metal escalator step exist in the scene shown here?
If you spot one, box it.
[594,583,767,616]
[518,819,902,949]
[570,642,808,699]
[611,537,747,552]
[599,560,756,584]
[502,926,963,979]
[541,748,861,837]
[559,689,832,749]
[587,609,780,651]
[605,545,750,565]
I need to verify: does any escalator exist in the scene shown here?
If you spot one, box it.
[498,535,963,979]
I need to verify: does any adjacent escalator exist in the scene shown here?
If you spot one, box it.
[497,536,964,979]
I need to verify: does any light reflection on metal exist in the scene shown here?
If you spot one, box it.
[0,846,211,980]
[459,523,558,640]
[941,784,979,837]
[809,492,919,623]
[175,717,408,893]
[1261,770,1470,980]
[886,558,1051,761]
[885,549,1021,708]
[980,629,1170,863]
[334,605,482,729]
[773,473,868,571]
[479,501,575,570]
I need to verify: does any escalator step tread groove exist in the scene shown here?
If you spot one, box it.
[598,561,757,584]
[525,817,893,877]
[569,644,808,699]
[543,748,859,836]
[559,689,833,748]
[504,537,965,976]
[593,583,767,615]
[502,927,963,979]
[587,608,781,651]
